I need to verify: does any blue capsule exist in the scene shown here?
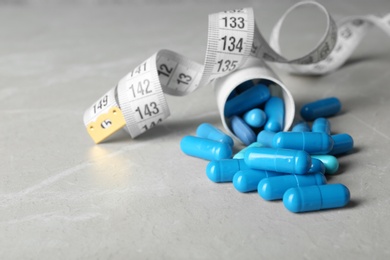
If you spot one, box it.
[224,84,270,118]
[233,142,265,159]
[283,184,350,213]
[206,159,249,183]
[258,172,326,200]
[329,133,354,155]
[243,108,267,128]
[264,96,285,132]
[256,130,276,147]
[180,136,232,161]
[244,147,312,175]
[233,169,284,193]
[291,121,311,132]
[308,158,326,174]
[196,123,234,147]
[231,116,256,146]
[300,97,342,121]
[312,117,331,134]
[272,132,334,154]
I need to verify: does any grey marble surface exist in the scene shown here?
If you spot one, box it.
[1,0,390,259]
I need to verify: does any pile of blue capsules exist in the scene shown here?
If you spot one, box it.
[180,81,354,213]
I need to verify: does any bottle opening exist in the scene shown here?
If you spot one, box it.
[213,64,295,146]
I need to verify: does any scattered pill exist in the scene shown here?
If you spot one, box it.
[182,92,353,214]
[180,136,232,161]
[308,158,326,174]
[244,147,312,175]
[233,169,284,193]
[258,172,326,200]
[224,84,270,118]
[243,108,267,128]
[257,130,276,147]
[206,159,250,183]
[264,96,285,132]
[311,155,339,174]
[283,184,350,213]
[231,116,257,146]
[300,97,342,121]
[329,133,354,155]
[312,117,331,134]
[272,132,334,154]
[196,123,234,147]
[233,142,265,159]
[291,121,311,132]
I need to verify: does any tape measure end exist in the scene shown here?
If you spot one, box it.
[86,107,126,144]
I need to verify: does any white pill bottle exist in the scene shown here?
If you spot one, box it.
[213,57,295,145]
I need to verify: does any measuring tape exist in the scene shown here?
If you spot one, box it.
[83,1,390,144]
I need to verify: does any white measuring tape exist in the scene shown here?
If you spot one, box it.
[83,1,390,144]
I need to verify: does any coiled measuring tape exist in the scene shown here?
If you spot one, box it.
[83,1,390,144]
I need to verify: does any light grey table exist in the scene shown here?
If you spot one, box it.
[1,0,390,259]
